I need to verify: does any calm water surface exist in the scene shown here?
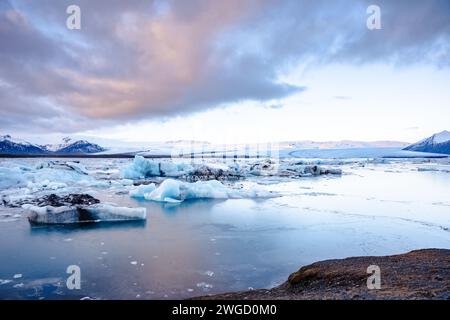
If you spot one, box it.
[0,159,449,299]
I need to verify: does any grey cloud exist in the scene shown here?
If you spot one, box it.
[1,0,449,134]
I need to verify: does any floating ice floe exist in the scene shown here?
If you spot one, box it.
[122,156,193,179]
[130,178,276,203]
[35,160,89,175]
[25,203,146,225]
[19,193,146,225]
[0,279,12,285]
[184,163,243,182]
[278,163,342,177]
[417,166,450,173]
[129,183,157,199]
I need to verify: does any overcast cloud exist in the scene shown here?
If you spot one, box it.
[1,0,449,134]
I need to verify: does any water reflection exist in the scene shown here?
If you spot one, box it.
[29,220,147,235]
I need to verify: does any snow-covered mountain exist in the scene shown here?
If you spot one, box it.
[42,137,73,152]
[0,135,106,155]
[403,131,450,155]
[43,137,106,154]
[0,135,47,154]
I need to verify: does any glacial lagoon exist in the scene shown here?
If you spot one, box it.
[0,156,449,299]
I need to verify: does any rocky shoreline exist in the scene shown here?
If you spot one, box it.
[194,249,449,300]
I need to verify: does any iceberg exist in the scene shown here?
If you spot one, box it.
[121,155,241,181]
[278,163,342,177]
[139,179,276,203]
[182,164,243,182]
[121,155,342,182]
[25,203,146,225]
[15,193,146,225]
[122,156,195,179]
[122,156,160,179]
[129,183,157,199]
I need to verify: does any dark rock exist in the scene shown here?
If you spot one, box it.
[183,165,243,182]
[193,249,450,300]
[2,193,100,208]
[36,194,100,207]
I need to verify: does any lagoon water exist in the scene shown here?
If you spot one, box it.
[0,158,449,299]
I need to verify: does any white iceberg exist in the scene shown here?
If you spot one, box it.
[122,156,161,179]
[121,155,241,181]
[278,162,342,177]
[139,179,276,203]
[25,203,146,225]
[122,155,195,179]
[129,183,157,199]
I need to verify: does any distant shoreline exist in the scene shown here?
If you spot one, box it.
[0,153,160,159]
[0,154,263,159]
[0,153,448,159]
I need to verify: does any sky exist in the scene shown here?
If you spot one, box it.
[1,0,449,144]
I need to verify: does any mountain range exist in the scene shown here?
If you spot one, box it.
[1,131,449,156]
[0,135,106,155]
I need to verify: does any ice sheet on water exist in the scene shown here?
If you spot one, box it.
[0,161,95,192]
[0,159,122,196]
[121,155,243,181]
[0,167,27,190]
[121,155,342,181]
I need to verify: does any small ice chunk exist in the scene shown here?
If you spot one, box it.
[66,162,89,175]
[196,282,213,290]
[13,274,22,279]
[129,183,156,199]
[130,261,137,265]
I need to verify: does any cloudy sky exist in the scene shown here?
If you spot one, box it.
[1,0,449,144]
